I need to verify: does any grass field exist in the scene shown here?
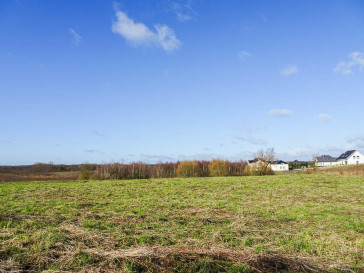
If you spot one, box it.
[0,174,363,272]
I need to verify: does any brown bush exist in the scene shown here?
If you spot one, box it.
[208,159,229,177]
[176,161,201,177]
[243,162,274,176]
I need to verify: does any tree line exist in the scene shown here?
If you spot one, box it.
[81,157,276,180]
[81,159,250,180]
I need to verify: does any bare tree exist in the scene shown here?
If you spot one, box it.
[250,148,276,175]
[310,154,319,168]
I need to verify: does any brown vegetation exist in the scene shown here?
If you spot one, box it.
[176,161,201,177]
[300,165,364,176]
[208,159,229,177]
[0,160,249,182]
[1,175,362,272]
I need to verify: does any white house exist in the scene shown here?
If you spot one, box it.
[270,160,289,171]
[315,155,338,167]
[336,150,364,166]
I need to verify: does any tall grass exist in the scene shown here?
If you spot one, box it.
[306,164,364,175]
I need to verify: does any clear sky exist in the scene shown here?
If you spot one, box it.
[1,0,364,165]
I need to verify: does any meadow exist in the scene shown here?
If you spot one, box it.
[0,174,363,272]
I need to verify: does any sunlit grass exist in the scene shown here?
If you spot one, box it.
[0,174,363,272]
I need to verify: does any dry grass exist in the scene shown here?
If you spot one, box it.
[0,171,79,183]
[297,165,364,176]
[0,174,363,272]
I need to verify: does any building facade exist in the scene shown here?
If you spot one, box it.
[336,150,364,166]
[315,150,364,167]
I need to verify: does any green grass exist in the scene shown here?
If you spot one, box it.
[0,174,363,272]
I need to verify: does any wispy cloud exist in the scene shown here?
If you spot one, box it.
[234,136,267,145]
[234,122,267,134]
[280,65,298,76]
[268,109,292,117]
[260,14,267,22]
[232,121,268,146]
[317,113,332,123]
[347,134,364,144]
[346,133,364,149]
[141,154,175,162]
[112,8,181,52]
[85,149,105,155]
[92,130,105,137]
[238,50,251,59]
[69,28,82,45]
[334,52,364,74]
[170,1,195,22]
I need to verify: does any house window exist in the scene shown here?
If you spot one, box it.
[345,161,348,165]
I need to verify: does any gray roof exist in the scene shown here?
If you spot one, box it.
[275,160,287,164]
[249,159,287,164]
[337,150,356,160]
[316,155,337,162]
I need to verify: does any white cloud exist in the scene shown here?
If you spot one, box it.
[112,9,181,52]
[280,65,298,76]
[268,109,292,117]
[317,113,332,123]
[334,52,364,74]
[278,145,344,161]
[69,28,82,45]
[238,50,251,59]
[170,1,195,22]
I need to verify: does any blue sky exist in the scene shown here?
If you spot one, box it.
[1,0,364,165]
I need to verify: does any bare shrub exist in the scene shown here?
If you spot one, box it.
[129,162,151,179]
[78,169,92,180]
[95,163,130,180]
[228,161,247,176]
[198,161,210,177]
[150,163,178,178]
[31,163,54,173]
